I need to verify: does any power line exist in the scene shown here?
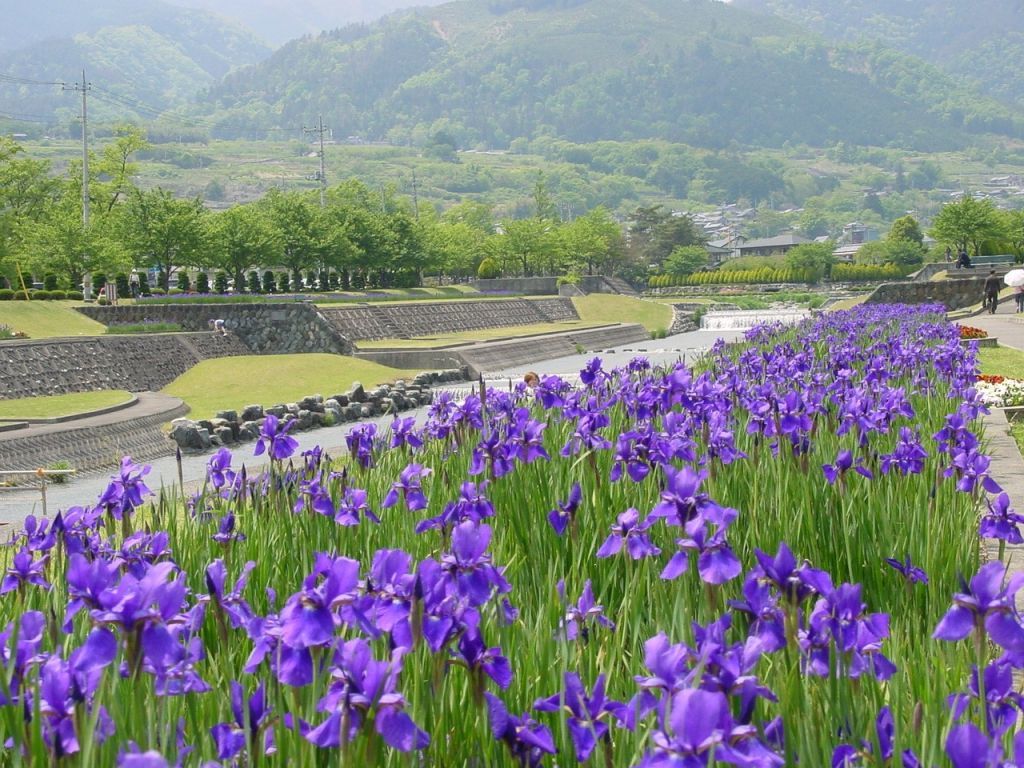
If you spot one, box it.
[303,114,329,207]
[0,72,65,87]
[0,110,54,123]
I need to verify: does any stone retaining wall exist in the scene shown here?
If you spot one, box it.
[0,333,249,400]
[471,276,622,295]
[0,401,188,472]
[77,302,351,355]
[864,277,992,310]
[320,298,579,341]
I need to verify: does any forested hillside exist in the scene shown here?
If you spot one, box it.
[161,0,448,46]
[733,0,1024,107]
[0,0,269,126]
[199,0,1024,151]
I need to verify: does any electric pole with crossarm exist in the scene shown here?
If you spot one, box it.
[303,114,328,208]
[63,70,93,298]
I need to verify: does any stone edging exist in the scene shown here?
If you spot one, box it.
[0,422,28,433]
[981,409,1024,574]
[6,394,139,425]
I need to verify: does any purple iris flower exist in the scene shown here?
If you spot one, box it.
[203,559,256,631]
[559,579,615,642]
[945,448,1002,494]
[382,463,432,512]
[933,562,1024,653]
[635,688,783,768]
[207,447,235,490]
[0,547,50,595]
[753,542,830,607]
[832,706,921,768]
[533,673,629,762]
[306,640,429,752]
[210,680,274,760]
[470,430,515,479]
[648,466,725,529]
[728,576,786,653]
[596,508,661,560]
[979,492,1024,544]
[949,661,1024,738]
[212,513,246,545]
[279,555,369,649]
[440,521,511,607]
[140,624,211,696]
[346,423,378,469]
[548,483,582,536]
[455,629,513,695]
[15,514,56,553]
[485,692,556,767]
[944,723,1022,768]
[389,416,423,450]
[97,456,152,520]
[335,487,379,526]
[879,427,928,476]
[116,748,172,768]
[254,414,299,461]
[507,408,551,464]
[662,508,741,585]
[822,449,874,486]
[884,554,928,585]
[801,582,896,681]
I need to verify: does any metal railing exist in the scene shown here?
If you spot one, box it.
[0,469,77,517]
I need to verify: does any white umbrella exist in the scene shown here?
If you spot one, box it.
[1004,269,1024,287]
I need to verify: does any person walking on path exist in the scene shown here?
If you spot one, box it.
[1016,285,1024,314]
[985,269,1002,314]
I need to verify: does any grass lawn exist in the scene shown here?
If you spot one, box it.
[162,354,421,419]
[572,294,671,332]
[977,344,1024,379]
[0,301,106,338]
[827,295,870,311]
[356,320,610,349]
[0,390,132,420]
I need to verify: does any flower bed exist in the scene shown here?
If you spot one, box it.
[975,376,1024,407]
[0,304,1017,766]
[957,324,988,340]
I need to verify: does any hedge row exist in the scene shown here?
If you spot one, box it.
[0,289,84,301]
[648,268,819,287]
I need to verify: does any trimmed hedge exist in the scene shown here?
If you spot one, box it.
[648,263,910,288]
[0,289,14,301]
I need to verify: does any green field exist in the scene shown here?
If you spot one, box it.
[162,354,420,419]
[572,294,671,333]
[0,301,106,338]
[0,389,131,420]
[978,344,1024,379]
[356,320,610,349]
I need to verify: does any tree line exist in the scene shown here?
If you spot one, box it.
[0,131,635,294]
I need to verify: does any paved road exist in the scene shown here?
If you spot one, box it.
[966,297,1024,351]
[0,326,746,529]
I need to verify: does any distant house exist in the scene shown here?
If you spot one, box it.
[734,233,810,257]
[832,243,864,263]
[705,234,746,265]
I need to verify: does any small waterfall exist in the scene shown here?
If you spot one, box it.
[700,309,811,331]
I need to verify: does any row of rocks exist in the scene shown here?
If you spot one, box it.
[168,370,466,453]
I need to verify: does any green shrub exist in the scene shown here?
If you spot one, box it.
[150,287,167,296]
[0,289,14,301]
[67,290,84,301]
[247,271,261,294]
[14,290,30,300]
[43,273,59,291]
[177,271,191,292]
[116,273,131,298]
[477,257,501,279]
[97,297,110,306]
[169,288,183,295]
[49,290,67,300]
[137,272,151,296]
[214,272,229,294]
[32,290,50,300]
[196,273,210,294]
[262,270,276,294]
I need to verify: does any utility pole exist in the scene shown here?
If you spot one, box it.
[411,171,419,219]
[64,70,92,299]
[303,114,328,207]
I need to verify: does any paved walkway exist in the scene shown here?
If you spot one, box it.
[0,392,184,444]
[965,297,1024,352]
[0,326,745,528]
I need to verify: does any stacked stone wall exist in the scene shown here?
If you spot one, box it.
[77,302,351,355]
[0,333,248,400]
[320,298,579,341]
[863,278,991,310]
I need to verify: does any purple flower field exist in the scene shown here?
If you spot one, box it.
[0,304,1019,766]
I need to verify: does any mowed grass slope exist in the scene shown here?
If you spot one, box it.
[0,390,132,420]
[162,354,421,419]
[572,294,671,333]
[978,344,1024,379]
[0,301,105,338]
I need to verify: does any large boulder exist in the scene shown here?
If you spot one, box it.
[241,404,264,422]
[348,382,366,403]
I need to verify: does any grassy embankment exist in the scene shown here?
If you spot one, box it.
[0,301,105,338]
[162,354,421,419]
[0,390,133,420]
